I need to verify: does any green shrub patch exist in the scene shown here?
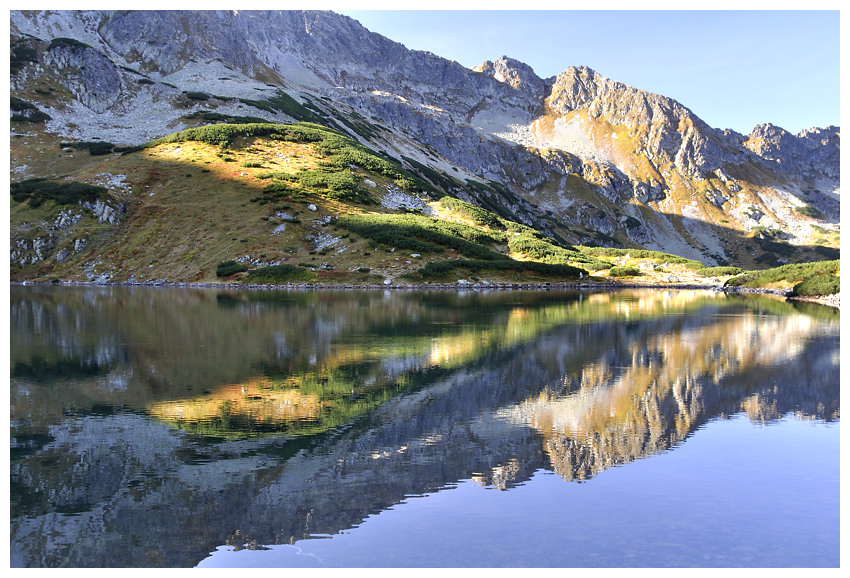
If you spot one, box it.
[578,246,706,269]
[246,264,316,283]
[147,122,429,194]
[336,213,505,258]
[698,266,744,277]
[10,97,51,123]
[60,140,115,155]
[418,259,585,279]
[215,260,249,277]
[795,204,824,219]
[48,37,91,50]
[281,168,367,202]
[149,123,285,148]
[725,260,840,288]
[11,178,107,208]
[10,38,38,75]
[609,265,641,277]
[439,196,501,227]
[792,275,840,296]
[238,91,325,124]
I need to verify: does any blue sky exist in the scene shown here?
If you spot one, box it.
[334,8,840,135]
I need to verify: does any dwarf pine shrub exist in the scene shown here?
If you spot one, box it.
[215,261,249,277]
[439,196,500,227]
[725,260,840,288]
[609,265,641,277]
[699,266,744,277]
[792,275,840,296]
[418,258,585,279]
[11,179,107,208]
[246,264,316,283]
[60,141,115,155]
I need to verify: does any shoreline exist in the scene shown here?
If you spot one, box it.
[10,279,724,291]
[786,293,841,308]
[10,279,840,308]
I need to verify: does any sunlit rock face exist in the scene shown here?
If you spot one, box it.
[504,300,839,481]
[10,10,839,268]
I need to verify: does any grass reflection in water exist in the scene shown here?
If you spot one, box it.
[141,289,736,440]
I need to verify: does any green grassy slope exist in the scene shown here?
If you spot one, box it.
[9,122,840,293]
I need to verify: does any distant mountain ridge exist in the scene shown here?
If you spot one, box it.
[9,9,840,280]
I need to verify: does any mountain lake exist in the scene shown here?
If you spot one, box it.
[9,284,840,568]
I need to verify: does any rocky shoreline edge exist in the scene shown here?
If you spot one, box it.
[11,280,840,308]
[785,293,841,308]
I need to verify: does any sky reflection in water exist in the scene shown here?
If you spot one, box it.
[199,415,839,568]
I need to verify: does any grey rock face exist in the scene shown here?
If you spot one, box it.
[9,9,840,267]
[549,66,731,177]
[746,123,840,181]
[473,55,549,101]
[80,199,126,225]
[43,43,123,113]
[52,210,84,230]
[12,235,57,266]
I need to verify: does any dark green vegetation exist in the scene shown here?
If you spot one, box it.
[795,204,825,219]
[402,155,462,192]
[245,264,317,283]
[59,140,144,155]
[335,212,588,280]
[278,167,367,202]
[578,246,706,270]
[11,178,107,208]
[506,234,611,270]
[215,261,249,278]
[699,266,744,277]
[337,213,501,257]
[439,196,500,227]
[10,97,51,123]
[238,91,327,125]
[792,275,840,296]
[184,110,272,125]
[725,260,840,289]
[147,122,290,148]
[274,124,427,192]
[149,122,432,205]
[608,266,641,277]
[10,37,39,75]
[237,91,386,141]
[60,140,115,155]
[417,258,585,279]
[47,37,91,50]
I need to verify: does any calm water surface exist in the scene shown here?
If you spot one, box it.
[9,285,840,567]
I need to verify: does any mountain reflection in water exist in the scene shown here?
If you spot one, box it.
[9,286,839,567]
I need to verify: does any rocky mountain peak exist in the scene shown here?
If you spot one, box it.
[744,123,840,181]
[544,64,733,179]
[473,55,547,99]
[548,65,697,130]
[747,122,791,143]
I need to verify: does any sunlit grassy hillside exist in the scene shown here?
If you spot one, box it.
[9,121,840,292]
